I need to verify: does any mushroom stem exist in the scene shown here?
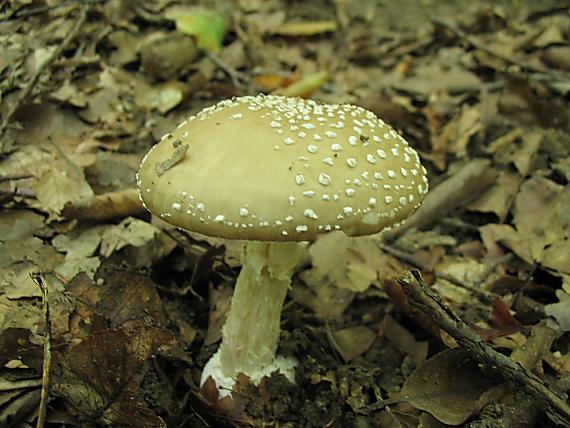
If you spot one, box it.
[217,241,302,378]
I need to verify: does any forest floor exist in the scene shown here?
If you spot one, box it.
[1,0,570,427]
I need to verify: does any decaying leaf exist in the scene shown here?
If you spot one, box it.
[308,231,402,293]
[52,326,176,426]
[401,348,498,425]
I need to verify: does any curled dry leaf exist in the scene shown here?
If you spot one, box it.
[273,21,337,36]
[272,71,330,98]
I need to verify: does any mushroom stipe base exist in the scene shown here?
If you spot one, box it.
[200,241,303,395]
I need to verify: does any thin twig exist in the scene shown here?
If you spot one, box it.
[31,272,52,428]
[205,51,250,90]
[0,6,88,150]
[0,187,37,199]
[432,18,570,83]
[0,0,100,20]
[0,174,34,183]
[378,242,496,303]
[398,270,570,426]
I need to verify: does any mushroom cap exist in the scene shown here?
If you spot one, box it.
[137,95,428,241]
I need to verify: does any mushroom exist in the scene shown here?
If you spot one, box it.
[136,94,428,396]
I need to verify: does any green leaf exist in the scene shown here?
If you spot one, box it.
[169,9,228,52]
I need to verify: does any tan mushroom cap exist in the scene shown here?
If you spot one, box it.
[137,95,428,241]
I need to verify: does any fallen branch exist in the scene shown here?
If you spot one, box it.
[378,242,501,304]
[384,158,497,240]
[62,188,145,222]
[398,270,570,426]
[30,272,52,428]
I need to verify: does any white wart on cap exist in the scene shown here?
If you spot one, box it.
[137,95,428,241]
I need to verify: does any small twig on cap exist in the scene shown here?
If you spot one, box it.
[30,272,52,428]
[0,6,88,151]
[155,143,189,176]
[398,270,570,425]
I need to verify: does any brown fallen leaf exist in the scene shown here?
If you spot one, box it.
[392,63,482,97]
[52,326,177,426]
[330,325,376,362]
[0,327,42,369]
[293,270,355,320]
[379,314,428,367]
[138,32,200,80]
[254,73,298,92]
[466,169,523,221]
[401,347,498,425]
[96,270,167,329]
[511,324,556,372]
[471,297,524,342]
[498,77,570,132]
[489,130,542,177]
